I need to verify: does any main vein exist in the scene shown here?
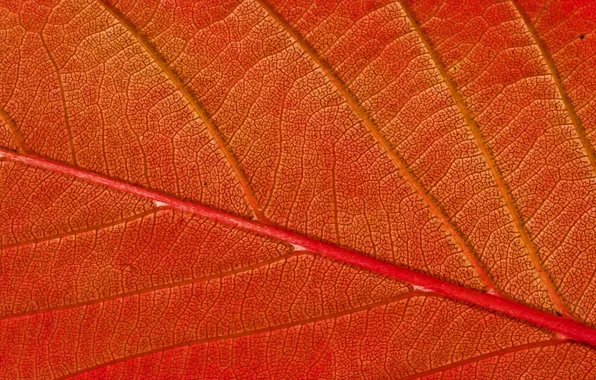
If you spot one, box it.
[399,1,571,317]
[2,147,595,348]
[97,0,264,220]
[254,0,497,293]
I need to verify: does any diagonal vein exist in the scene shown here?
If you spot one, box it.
[58,292,427,379]
[397,338,566,380]
[1,251,300,322]
[510,0,596,175]
[0,208,161,250]
[97,0,264,220]
[2,147,596,348]
[0,108,29,153]
[39,32,78,166]
[254,0,497,293]
[398,0,571,318]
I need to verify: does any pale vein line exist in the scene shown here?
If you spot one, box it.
[1,251,301,322]
[398,0,571,317]
[533,0,552,24]
[397,339,566,380]
[0,208,162,250]
[511,0,596,175]
[38,32,78,166]
[0,108,29,153]
[58,292,427,379]
[97,0,264,219]
[254,0,497,292]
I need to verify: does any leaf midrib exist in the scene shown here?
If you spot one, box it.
[2,1,595,373]
[2,147,596,350]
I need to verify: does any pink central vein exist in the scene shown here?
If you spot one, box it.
[2,147,596,347]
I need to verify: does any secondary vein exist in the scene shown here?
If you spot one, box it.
[39,32,78,165]
[511,0,596,176]
[399,0,571,318]
[97,0,265,220]
[0,108,29,153]
[254,0,497,293]
[57,292,426,379]
[397,338,566,380]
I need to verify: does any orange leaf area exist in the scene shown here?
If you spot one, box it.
[1,0,596,378]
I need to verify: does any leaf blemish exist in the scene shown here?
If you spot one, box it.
[412,285,430,292]
[292,244,307,251]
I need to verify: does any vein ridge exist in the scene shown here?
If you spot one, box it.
[57,292,427,379]
[399,0,572,318]
[0,108,29,153]
[2,147,595,349]
[510,0,596,175]
[397,338,566,380]
[39,32,78,166]
[254,0,497,293]
[0,251,301,322]
[97,0,264,220]
[0,208,162,250]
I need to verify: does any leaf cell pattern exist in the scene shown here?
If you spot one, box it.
[1,0,596,378]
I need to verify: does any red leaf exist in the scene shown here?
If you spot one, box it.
[1,0,595,378]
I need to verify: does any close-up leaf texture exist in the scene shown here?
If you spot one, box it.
[1,0,596,378]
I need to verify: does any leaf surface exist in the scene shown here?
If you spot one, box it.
[1,0,596,378]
